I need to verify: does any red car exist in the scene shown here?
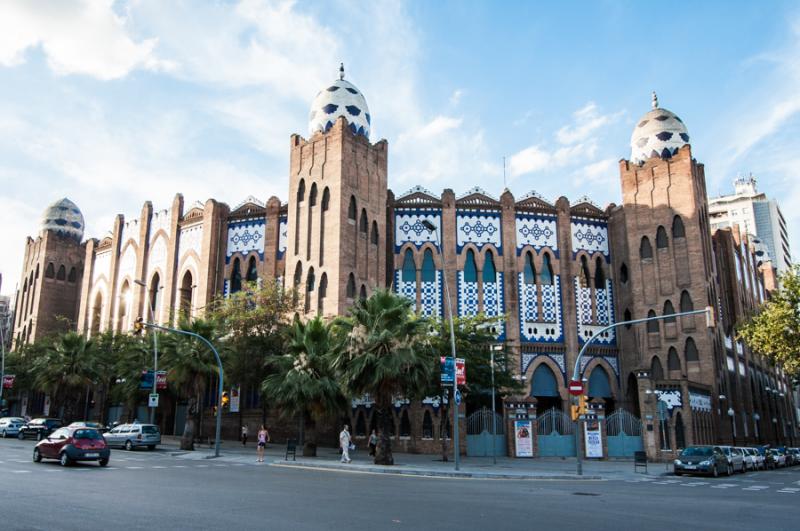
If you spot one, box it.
[33,426,110,467]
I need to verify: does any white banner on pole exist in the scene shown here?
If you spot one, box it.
[584,421,603,458]
[230,386,241,413]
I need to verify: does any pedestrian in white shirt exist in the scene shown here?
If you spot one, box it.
[339,425,352,463]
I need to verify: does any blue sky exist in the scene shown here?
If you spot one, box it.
[2,0,799,297]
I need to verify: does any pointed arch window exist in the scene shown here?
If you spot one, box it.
[370,221,378,245]
[422,410,433,439]
[56,265,66,281]
[179,271,194,316]
[656,226,668,249]
[317,273,328,314]
[531,364,559,397]
[464,250,478,282]
[663,300,676,323]
[619,262,628,283]
[523,251,536,284]
[680,290,693,312]
[672,215,686,238]
[640,236,653,259]
[594,257,605,289]
[348,196,356,220]
[668,347,681,371]
[305,267,315,313]
[401,249,416,282]
[292,262,303,306]
[320,188,330,266]
[400,409,411,437]
[483,251,497,283]
[579,256,590,288]
[45,263,55,279]
[422,249,436,282]
[346,273,356,299]
[685,337,699,362]
[359,285,367,300]
[296,179,306,202]
[540,253,554,285]
[650,356,664,380]
[646,310,659,333]
[321,188,330,211]
[246,257,258,282]
[308,183,317,207]
[67,267,77,283]
[588,366,612,398]
[231,258,242,293]
[149,273,161,316]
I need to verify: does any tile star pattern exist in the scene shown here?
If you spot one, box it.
[571,220,609,258]
[515,214,558,256]
[456,210,502,254]
[226,220,265,264]
[394,209,441,251]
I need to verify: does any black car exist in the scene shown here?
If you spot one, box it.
[18,418,62,441]
[674,445,728,477]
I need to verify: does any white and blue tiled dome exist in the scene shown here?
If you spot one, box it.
[41,197,84,241]
[308,64,371,139]
[630,92,690,164]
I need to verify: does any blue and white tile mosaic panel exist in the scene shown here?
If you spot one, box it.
[456,210,502,254]
[571,219,609,259]
[515,214,558,256]
[226,220,265,264]
[394,209,441,251]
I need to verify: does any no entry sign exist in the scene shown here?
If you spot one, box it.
[569,380,584,396]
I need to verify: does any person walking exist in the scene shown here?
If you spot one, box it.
[241,425,249,446]
[368,429,378,457]
[339,424,352,463]
[256,425,270,463]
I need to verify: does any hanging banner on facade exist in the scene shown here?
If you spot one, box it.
[230,386,241,413]
[514,419,533,457]
[584,420,603,458]
[440,357,466,385]
[43,395,51,416]
[2,374,14,389]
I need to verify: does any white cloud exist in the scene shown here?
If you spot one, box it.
[575,158,616,186]
[556,102,621,145]
[449,89,463,106]
[0,0,172,79]
[509,145,550,176]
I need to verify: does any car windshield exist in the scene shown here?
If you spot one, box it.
[681,447,712,457]
[142,426,159,434]
[73,429,102,440]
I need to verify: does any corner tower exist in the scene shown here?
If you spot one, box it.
[286,66,388,316]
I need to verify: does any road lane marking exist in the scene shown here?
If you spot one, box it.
[195,464,209,468]
[125,466,143,470]
[12,470,30,474]
[742,485,769,491]
[711,483,737,489]
[172,465,187,468]
[151,466,167,469]
[213,464,227,467]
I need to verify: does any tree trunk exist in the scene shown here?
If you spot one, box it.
[302,412,317,457]
[375,404,394,465]
[440,403,450,462]
[180,396,197,451]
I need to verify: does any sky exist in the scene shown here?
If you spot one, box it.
[2,0,800,297]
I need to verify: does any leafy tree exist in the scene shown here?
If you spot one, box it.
[159,318,222,450]
[332,289,433,465]
[94,331,150,424]
[209,278,297,427]
[424,314,521,461]
[262,315,346,456]
[32,332,98,422]
[738,264,800,376]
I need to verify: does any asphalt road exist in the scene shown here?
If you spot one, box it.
[1,438,798,531]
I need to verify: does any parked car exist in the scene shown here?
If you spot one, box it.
[718,446,746,474]
[788,448,800,466]
[770,448,787,468]
[103,423,161,451]
[674,446,729,477]
[67,421,109,434]
[33,427,109,467]
[739,447,760,471]
[748,447,766,470]
[18,418,62,441]
[0,417,25,438]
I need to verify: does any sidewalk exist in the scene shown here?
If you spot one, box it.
[158,436,671,480]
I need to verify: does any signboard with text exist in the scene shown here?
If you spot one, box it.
[230,386,241,413]
[514,419,533,457]
[140,370,168,390]
[584,421,603,458]
[440,357,466,385]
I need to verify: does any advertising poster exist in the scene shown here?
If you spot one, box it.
[230,386,241,413]
[584,421,603,458]
[2,374,14,389]
[43,395,51,416]
[514,419,533,457]
[440,358,466,385]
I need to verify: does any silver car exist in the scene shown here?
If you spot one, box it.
[103,423,161,451]
[0,417,25,438]
[719,445,746,474]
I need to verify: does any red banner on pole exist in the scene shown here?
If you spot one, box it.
[2,375,14,389]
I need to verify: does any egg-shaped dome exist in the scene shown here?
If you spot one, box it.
[308,64,371,139]
[630,92,690,164]
[41,197,84,241]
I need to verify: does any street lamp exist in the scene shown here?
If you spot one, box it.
[134,279,161,425]
[490,344,503,465]
[754,413,761,443]
[0,324,6,412]
[421,219,461,470]
[727,407,736,446]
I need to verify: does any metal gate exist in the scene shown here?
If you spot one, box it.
[606,409,644,457]
[536,408,575,457]
[466,407,506,457]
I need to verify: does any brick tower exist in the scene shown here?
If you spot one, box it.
[285,66,388,316]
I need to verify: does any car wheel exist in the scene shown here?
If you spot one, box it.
[727,464,733,476]
[36,432,43,442]
[59,452,71,467]
[712,465,719,478]
[99,458,109,467]
[147,445,155,451]
[674,471,682,477]
[1,430,6,438]
[17,431,25,440]
[33,448,42,463]
[125,440,133,451]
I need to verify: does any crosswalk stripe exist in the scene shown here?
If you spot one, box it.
[12,470,30,474]
[125,466,143,470]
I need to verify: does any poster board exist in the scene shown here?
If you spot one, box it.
[514,420,533,457]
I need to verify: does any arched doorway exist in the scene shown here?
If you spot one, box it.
[531,364,561,415]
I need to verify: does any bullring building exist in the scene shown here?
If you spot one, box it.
[11,68,797,459]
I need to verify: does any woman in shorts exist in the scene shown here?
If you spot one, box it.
[257,425,270,463]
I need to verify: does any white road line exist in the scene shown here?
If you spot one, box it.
[232,463,246,466]
[777,490,798,494]
[683,482,709,486]
[125,466,143,470]
[212,464,227,467]
[742,486,769,491]
[151,466,167,469]
[12,470,30,474]
[13,459,29,463]
[195,464,209,468]
[172,465,187,468]
[711,483,737,489]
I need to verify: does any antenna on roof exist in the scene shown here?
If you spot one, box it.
[339,63,345,80]
[651,91,658,109]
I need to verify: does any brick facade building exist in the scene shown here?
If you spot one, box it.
[11,71,797,458]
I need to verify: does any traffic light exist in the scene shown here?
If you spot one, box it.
[221,391,230,409]
[133,317,144,335]
[570,404,580,421]
[578,394,588,417]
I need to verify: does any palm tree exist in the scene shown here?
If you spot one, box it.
[332,289,433,465]
[159,318,221,451]
[96,331,150,424]
[32,332,98,422]
[262,315,346,456]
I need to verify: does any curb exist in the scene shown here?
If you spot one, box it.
[270,460,604,480]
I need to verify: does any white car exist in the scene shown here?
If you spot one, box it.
[0,417,25,438]
[739,447,761,471]
[103,423,161,451]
